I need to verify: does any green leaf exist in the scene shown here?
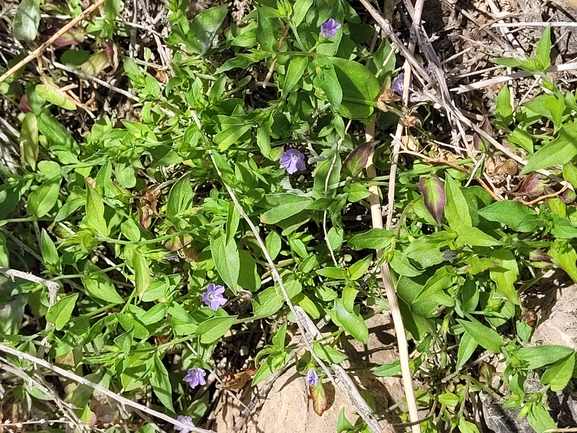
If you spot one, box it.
[478,200,539,232]
[345,182,371,202]
[253,287,284,317]
[40,229,59,271]
[493,56,530,69]
[541,353,575,392]
[36,83,76,110]
[549,241,577,283]
[337,408,355,433]
[83,263,124,304]
[197,315,237,344]
[515,345,575,370]
[458,419,480,433]
[0,232,9,268]
[132,249,150,298]
[187,5,228,55]
[167,176,193,221]
[238,250,261,292]
[260,196,313,224]
[332,298,368,344]
[210,233,240,292]
[535,26,552,71]
[495,84,512,128]
[20,113,38,170]
[521,121,577,174]
[313,342,348,364]
[438,392,460,407]
[13,0,40,41]
[390,252,422,277]
[527,402,557,433]
[489,250,519,304]
[507,127,534,153]
[563,163,577,190]
[140,303,167,325]
[85,183,108,236]
[27,180,61,218]
[46,294,78,331]
[150,353,174,412]
[316,267,347,279]
[291,0,313,27]
[330,57,380,119]
[348,255,373,280]
[348,228,394,250]
[265,231,282,261]
[214,124,251,151]
[313,62,342,109]
[374,360,401,377]
[457,318,503,353]
[38,110,77,150]
[457,227,501,247]
[283,56,308,95]
[456,332,478,369]
[444,175,472,231]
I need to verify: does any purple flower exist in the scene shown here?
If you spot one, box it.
[392,73,413,96]
[279,149,306,174]
[183,367,206,388]
[202,283,227,310]
[306,368,319,386]
[174,415,194,432]
[320,18,341,38]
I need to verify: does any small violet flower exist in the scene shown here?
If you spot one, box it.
[202,283,227,310]
[183,367,206,389]
[174,415,195,433]
[392,73,413,96]
[320,18,341,38]
[279,149,306,174]
[306,368,319,386]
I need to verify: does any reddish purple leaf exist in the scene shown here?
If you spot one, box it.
[42,26,85,46]
[309,382,327,416]
[418,175,446,225]
[343,140,378,178]
[19,95,32,113]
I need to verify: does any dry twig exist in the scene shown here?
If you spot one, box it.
[0,0,107,85]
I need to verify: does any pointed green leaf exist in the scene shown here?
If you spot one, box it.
[333,298,368,344]
[549,240,577,283]
[46,294,78,331]
[210,233,239,292]
[150,353,174,412]
[521,121,577,174]
[260,196,312,224]
[489,250,519,304]
[132,249,150,298]
[27,180,61,218]
[457,318,503,353]
[167,176,193,221]
[283,56,308,95]
[85,183,108,236]
[348,228,394,250]
[13,0,40,41]
[187,5,228,55]
[444,175,472,231]
[197,315,237,344]
[36,83,76,110]
[20,113,38,170]
[541,353,575,392]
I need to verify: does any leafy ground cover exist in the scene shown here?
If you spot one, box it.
[1,0,577,432]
